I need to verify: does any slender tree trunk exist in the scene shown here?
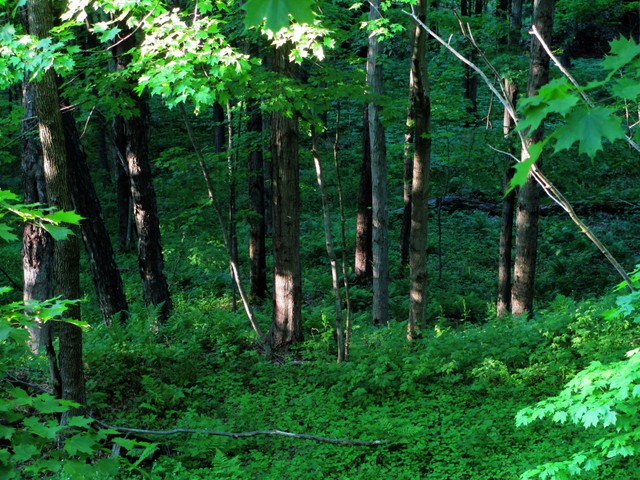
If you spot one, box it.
[268,44,302,351]
[62,106,129,325]
[354,106,373,281]
[497,78,518,318]
[28,0,85,412]
[311,130,345,363]
[113,115,134,251]
[227,103,238,312]
[368,0,389,326]
[115,32,172,323]
[400,23,418,268]
[247,100,267,300]
[509,0,524,46]
[511,0,554,317]
[332,106,352,360]
[408,0,431,340]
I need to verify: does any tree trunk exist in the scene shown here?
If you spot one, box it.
[408,0,431,340]
[113,114,134,251]
[21,75,59,396]
[354,105,373,281]
[27,0,85,412]
[497,78,518,318]
[268,44,303,351]
[400,22,418,268]
[509,0,524,46]
[115,32,172,323]
[312,130,345,362]
[247,100,267,300]
[511,0,554,317]
[62,106,129,325]
[368,0,389,326]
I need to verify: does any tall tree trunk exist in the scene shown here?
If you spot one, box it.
[21,75,60,398]
[368,0,389,326]
[27,0,85,412]
[62,106,129,325]
[311,130,345,363]
[400,23,418,268]
[115,32,172,323]
[268,44,303,351]
[408,0,431,340]
[497,78,518,318]
[247,100,267,300]
[354,106,373,281]
[511,0,554,317]
[227,103,238,312]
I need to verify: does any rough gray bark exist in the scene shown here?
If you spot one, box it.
[268,44,303,351]
[408,0,431,340]
[511,0,554,317]
[28,0,85,412]
[368,0,389,326]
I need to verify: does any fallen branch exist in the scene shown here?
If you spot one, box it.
[95,420,389,446]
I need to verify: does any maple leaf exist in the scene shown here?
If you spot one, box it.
[601,37,640,73]
[242,0,315,31]
[552,107,626,158]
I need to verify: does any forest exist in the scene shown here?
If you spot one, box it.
[1,0,640,478]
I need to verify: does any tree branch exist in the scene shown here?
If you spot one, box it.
[95,420,389,446]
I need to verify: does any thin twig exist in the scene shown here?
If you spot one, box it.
[95,420,389,446]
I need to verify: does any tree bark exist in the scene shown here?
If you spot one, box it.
[62,106,129,325]
[511,0,554,317]
[408,0,431,340]
[247,100,267,300]
[27,0,85,412]
[368,0,389,326]
[115,31,172,323]
[21,75,60,400]
[354,106,373,281]
[497,78,518,318]
[268,44,303,351]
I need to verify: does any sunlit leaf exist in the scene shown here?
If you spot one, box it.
[601,36,640,73]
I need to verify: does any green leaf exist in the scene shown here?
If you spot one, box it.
[41,224,73,241]
[553,107,626,158]
[44,209,83,225]
[0,224,16,242]
[12,443,39,462]
[22,417,60,439]
[0,425,15,440]
[242,0,315,31]
[611,76,640,101]
[32,393,71,414]
[601,36,640,73]
[508,142,543,191]
[64,432,97,456]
